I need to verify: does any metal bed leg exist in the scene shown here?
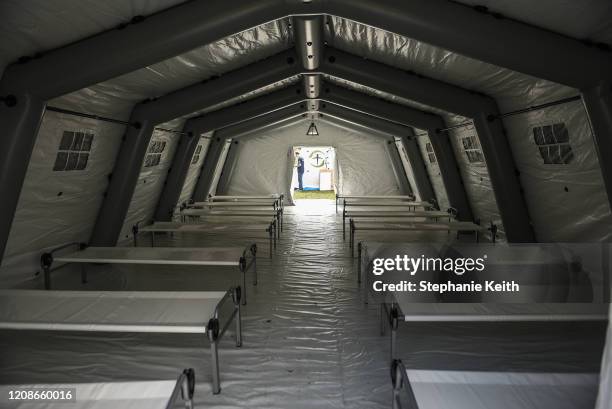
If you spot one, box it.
[151,232,155,247]
[380,303,386,336]
[268,226,273,259]
[390,305,399,360]
[180,368,195,409]
[206,317,221,394]
[351,220,356,257]
[343,212,346,240]
[391,360,403,409]
[233,287,242,347]
[210,339,221,394]
[252,245,258,286]
[240,261,247,306]
[357,242,362,284]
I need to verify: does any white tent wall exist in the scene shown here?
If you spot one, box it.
[415,132,450,210]
[447,118,503,234]
[0,12,294,281]
[502,100,612,242]
[225,120,401,200]
[176,134,212,207]
[394,137,421,201]
[326,18,612,241]
[117,120,183,245]
[208,139,233,198]
[0,112,124,286]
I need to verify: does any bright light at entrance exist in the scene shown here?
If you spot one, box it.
[292,146,335,201]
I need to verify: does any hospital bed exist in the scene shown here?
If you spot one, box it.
[0,368,196,409]
[207,194,284,211]
[0,288,243,394]
[342,209,456,240]
[390,361,600,409]
[383,299,608,359]
[187,201,279,210]
[133,221,276,258]
[180,208,282,232]
[350,220,486,255]
[40,243,257,305]
[335,194,416,213]
[342,199,435,214]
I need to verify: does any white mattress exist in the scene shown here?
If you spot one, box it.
[189,202,275,208]
[141,222,270,232]
[0,379,182,409]
[394,300,609,322]
[354,221,481,231]
[344,201,431,207]
[210,194,280,201]
[181,209,277,217]
[0,290,225,333]
[347,211,449,218]
[404,369,599,409]
[338,195,414,200]
[55,246,245,266]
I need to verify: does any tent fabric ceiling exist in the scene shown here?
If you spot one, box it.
[50,18,293,119]
[0,0,191,75]
[1,1,612,269]
[452,0,612,46]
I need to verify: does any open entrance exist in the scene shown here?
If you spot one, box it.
[290,146,336,201]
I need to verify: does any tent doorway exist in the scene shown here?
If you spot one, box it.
[290,146,336,201]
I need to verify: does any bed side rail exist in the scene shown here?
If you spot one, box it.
[391,359,419,409]
[166,368,196,409]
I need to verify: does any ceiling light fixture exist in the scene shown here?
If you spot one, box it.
[306,122,319,136]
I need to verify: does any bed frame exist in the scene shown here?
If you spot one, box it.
[40,243,257,305]
[334,194,416,213]
[0,288,242,394]
[132,221,276,258]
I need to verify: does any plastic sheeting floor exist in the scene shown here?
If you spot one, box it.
[1,200,607,408]
[1,200,393,408]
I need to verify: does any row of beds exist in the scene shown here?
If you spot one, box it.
[339,194,611,409]
[0,194,284,408]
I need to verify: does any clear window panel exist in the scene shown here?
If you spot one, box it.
[66,152,79,170]
[59,131,74,150]
[76,153,89,170]
[53,152,68,171]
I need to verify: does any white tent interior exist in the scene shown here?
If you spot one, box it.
[0,1,611,408]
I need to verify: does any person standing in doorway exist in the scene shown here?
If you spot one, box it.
[296,151,305,191]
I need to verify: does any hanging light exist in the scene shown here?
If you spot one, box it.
[306,122,319,136]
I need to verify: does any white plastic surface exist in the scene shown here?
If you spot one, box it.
[405,369,599,409]
[0,379,181,409]
[346,211,449,218]
[181,209,277,217]
[177,134,212,207]
[0,290,226,333]
[0,9,292,284]
[353,221,482,232]
[1,111,124,286]
[225,120,402,200]
[394,301,608,322]
[55,246,245,266]
[141,222,270,233]
[327,17,612,242]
